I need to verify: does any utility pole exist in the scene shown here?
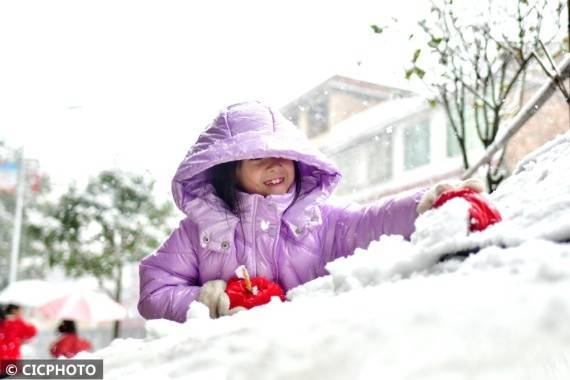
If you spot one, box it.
[9,150,26,284]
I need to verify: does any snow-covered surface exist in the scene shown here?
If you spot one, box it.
[409,130,570,259]
[88,132,570,379]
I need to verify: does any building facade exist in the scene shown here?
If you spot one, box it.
[281,75,568,204]
[281,76,469,203]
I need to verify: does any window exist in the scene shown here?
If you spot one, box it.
[365,131,392,184]
[332,130,393,195]
[446,109,485,158]
[403,120,431,170]
[447,124,462,157]
[306,100,329,138]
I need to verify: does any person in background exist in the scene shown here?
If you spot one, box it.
[0,307,10,379]
[0,304,37,378]
[49,320,92,359]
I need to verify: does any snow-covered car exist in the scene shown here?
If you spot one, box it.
[90,131,570,380]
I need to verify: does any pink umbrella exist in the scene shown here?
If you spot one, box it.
[39,289,127,323]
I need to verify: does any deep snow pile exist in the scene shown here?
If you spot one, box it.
[87,131,570,380]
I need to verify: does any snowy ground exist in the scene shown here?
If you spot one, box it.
[85,131,570,380]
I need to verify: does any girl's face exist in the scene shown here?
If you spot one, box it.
[236,157,295,196]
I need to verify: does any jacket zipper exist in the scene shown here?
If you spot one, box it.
[272,225,280,283]
[251,196,258,276]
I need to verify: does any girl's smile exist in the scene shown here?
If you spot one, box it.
[264,177,285,186]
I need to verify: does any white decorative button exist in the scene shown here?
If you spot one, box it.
[260,220,270,231]
[221,241,231,250]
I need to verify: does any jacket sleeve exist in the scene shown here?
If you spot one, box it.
[14,319,37,342]
[137,219,201,323]
[321,187,426,262]
[77,337,92,353]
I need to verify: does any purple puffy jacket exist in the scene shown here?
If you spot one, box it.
[138,101,425,322]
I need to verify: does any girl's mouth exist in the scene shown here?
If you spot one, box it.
[264,177,285,186]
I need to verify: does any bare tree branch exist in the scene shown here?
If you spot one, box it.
[539,39,561,77]
[531,51,570,99]
[458,79,496,109]
[499,55,532,102]
[463,54,570,179]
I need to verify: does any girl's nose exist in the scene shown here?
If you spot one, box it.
[266,157,283,169]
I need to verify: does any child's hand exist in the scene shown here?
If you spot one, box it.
[198,280,246,318]
[417,178,485,214]
[417,178,501,232]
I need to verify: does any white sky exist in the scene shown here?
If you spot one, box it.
[0,0,428,201]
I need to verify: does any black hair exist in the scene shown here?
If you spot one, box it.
[5,304,20,315]
[209,160,302,216]
[0,307,5,322]
[57,320,77,334]
[209,161,241,215]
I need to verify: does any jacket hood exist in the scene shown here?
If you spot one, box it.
[172,101,341,216]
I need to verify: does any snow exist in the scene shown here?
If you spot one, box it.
[407,131,570,258]
[86,131,570,379]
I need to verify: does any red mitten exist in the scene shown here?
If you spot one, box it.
[225,277,286,310]
[431,188,502,232]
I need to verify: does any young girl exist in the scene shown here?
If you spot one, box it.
[137,100,478,322]
[49,320,93,359]
[0,305,37,377]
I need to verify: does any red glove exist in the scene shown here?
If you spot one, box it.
[225,277,286,310]
[431,188,502,232]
